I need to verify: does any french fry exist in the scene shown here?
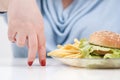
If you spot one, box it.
[61,44,79,50]
[64,53,82,58]
[48,49,78,57]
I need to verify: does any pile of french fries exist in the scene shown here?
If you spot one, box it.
[48,39,82,58]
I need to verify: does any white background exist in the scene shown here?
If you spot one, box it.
[0,14,12,58]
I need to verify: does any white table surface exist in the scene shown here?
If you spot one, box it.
[0,58,120,80]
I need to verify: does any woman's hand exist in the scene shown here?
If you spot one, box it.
[8,0,46,66]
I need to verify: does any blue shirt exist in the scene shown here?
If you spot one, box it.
[11,0,120,57]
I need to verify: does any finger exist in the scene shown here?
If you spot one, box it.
[38,46,46,66]
[28,33,38,66]
[37,31,46,66]
[16,33,27,47]
[8,28,17,42]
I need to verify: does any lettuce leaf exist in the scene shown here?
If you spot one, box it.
[79,39,120,59]
[104,49,120,58]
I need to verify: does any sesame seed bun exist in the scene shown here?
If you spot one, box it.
[89,31,120,49]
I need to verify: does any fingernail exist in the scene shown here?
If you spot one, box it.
[28,61,33,66]
[40,60,46,66]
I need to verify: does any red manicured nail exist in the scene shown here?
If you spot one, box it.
[28,61,33,66]
[41,60,46,66]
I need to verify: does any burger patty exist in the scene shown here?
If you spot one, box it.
[93,50,112,55]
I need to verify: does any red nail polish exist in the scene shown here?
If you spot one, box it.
[28,61,33,66]
[41,60,46,66]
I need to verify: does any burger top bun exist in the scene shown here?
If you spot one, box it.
[89,31,120,49]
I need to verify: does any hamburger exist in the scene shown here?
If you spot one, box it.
[81,31,120,59]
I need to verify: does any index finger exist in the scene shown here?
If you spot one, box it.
[27,33,38,66]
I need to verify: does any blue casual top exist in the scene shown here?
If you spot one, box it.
[12,0,120,57]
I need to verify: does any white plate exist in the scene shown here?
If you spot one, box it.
[52,57,120,69]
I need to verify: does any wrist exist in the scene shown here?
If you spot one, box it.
[8,0,37,10]
[9,0,36,5]
[10,0,36,2]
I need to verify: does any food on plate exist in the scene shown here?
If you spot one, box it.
[48,31,120,59]
[48,39,82,58]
